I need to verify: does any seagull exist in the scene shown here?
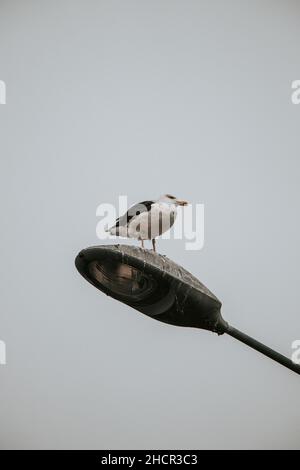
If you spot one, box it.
[107,194,188,252]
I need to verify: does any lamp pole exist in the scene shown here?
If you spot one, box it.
[224,325,300,375]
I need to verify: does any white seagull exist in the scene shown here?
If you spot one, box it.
[107,194,188,252]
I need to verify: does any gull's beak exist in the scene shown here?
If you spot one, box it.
[176,199,189,206]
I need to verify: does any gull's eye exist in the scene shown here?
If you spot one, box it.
[166,194,176,200]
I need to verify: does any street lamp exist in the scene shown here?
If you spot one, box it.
[75,244,300,376]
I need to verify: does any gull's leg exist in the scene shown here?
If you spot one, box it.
[152,238,156,252]
[141,239,144,249]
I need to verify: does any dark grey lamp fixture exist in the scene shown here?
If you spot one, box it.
[75,244,300,376]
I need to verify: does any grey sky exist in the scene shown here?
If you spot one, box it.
[0,0,299,449]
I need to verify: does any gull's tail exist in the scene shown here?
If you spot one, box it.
[106,225,119,235]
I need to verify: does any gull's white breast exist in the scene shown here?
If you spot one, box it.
[128,203,177,240]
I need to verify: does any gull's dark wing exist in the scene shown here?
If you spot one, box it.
[112,200,155,228]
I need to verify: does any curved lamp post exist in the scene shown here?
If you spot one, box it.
[75,244,300,376]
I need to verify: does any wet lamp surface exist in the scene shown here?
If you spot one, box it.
[75,244,300,376]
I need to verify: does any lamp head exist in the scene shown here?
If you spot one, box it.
[75,245,227,334]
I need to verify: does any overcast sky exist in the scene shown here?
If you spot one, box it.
[0,0,300,449]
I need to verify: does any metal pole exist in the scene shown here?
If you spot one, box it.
[225,325,300,375]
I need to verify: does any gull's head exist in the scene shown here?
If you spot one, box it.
[159,194,189,206]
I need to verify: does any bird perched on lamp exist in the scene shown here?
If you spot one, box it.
[107,194,188,252]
